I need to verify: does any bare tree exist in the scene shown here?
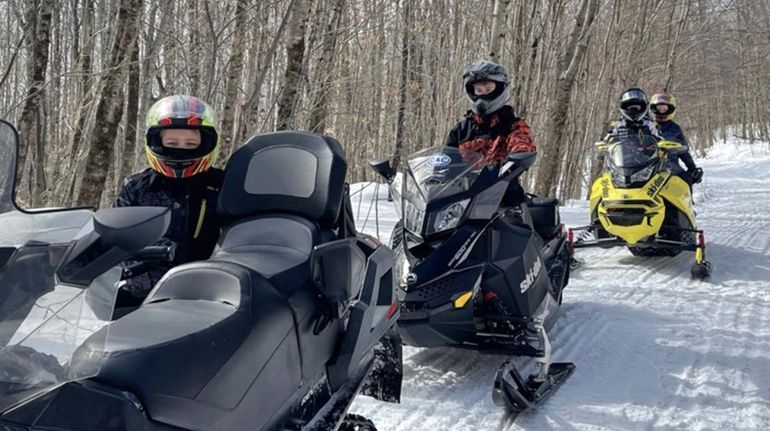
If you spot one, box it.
[307,0,345,134]
[536,0,600,197]
[488,0,510,61]
[391,0,411,172]
[276,0,311,130]
[219,0,249,156]
[1,0,769,209]
[16,0,54,205]
[119,31,142,186]
[76,0,145,207]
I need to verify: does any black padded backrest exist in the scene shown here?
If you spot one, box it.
[218,131,347,228]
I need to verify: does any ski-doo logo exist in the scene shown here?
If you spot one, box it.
[646,176,665,197]
[520,257,542,294]
[427,153,451,168]
[601,179,610,198]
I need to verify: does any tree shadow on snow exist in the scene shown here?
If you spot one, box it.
[510,301,770,431]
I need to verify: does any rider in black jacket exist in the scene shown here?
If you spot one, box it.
[604,88,661,147]
[114,95,223,309]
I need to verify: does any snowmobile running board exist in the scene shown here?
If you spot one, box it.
[302,359,375,431]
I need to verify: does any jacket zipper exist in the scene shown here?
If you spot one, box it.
[194,198,207,239]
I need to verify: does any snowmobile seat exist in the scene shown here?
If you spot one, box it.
[529,196,561,240]
[72,132,355,430]
[210,131,352,379]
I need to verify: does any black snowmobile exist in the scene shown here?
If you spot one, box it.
[0,122,402,430]
[370,147,575,416]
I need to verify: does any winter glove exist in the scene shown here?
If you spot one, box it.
[690,167,703,184]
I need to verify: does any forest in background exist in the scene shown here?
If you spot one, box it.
[1,0,769,209]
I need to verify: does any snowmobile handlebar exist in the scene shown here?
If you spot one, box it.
[120,244,176,279]
[127,244,176,263]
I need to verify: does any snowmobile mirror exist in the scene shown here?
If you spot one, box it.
[505,152,537,170]
[93,207,171,250]
[369,159,396,182]
[57,207,171,286]
[657,140,684,153]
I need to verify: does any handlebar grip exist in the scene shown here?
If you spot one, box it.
[128,245,175,262]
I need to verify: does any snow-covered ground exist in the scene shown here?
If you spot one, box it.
[348,138,770,430]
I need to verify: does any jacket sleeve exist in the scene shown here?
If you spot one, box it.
[679,149,697,171]
[675,125,690,146]
[444,123,461,148]
[114,178,135,208]
[672,124,697,170]
[507,118,536,153]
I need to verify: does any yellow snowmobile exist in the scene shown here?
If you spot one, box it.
[570,136,712,279]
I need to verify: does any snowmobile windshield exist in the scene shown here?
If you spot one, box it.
[607,136,658,169]
[405,147,484,202]
[0,119,117,413]
[605,136,661,187]
[394,147,486,236]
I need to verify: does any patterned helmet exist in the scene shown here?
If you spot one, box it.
[650,92,677,122]
[145,95,219,178]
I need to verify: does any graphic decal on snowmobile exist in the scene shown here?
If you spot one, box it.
[449,230,478,267]
[520,257,542,293]
[646,175,666,197]
[426,153,452,167]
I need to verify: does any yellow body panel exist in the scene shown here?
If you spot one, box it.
[658,174,696,228]
[590,170,696,245]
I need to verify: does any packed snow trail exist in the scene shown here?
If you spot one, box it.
[348,139,770,430]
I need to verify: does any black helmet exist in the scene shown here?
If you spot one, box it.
[619,88,649,122]
[462,60,510,116]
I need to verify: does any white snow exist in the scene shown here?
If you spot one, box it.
[349,137,770,430]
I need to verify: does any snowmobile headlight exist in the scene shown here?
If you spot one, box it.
[630,164,656,183]
[427,199,470,235]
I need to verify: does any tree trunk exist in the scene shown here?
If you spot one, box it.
[219,0,249,157]
[60,0,95,204]
[662,1,691,89]
[276,0,310,130]
[488,0,510,61]
[119,31,141,186]
[17,0,54,206]
[536,0,600,197]
[75,0,144,207]
[238,0,295,142]
[307,0,345,134]
[391,0,411,172]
